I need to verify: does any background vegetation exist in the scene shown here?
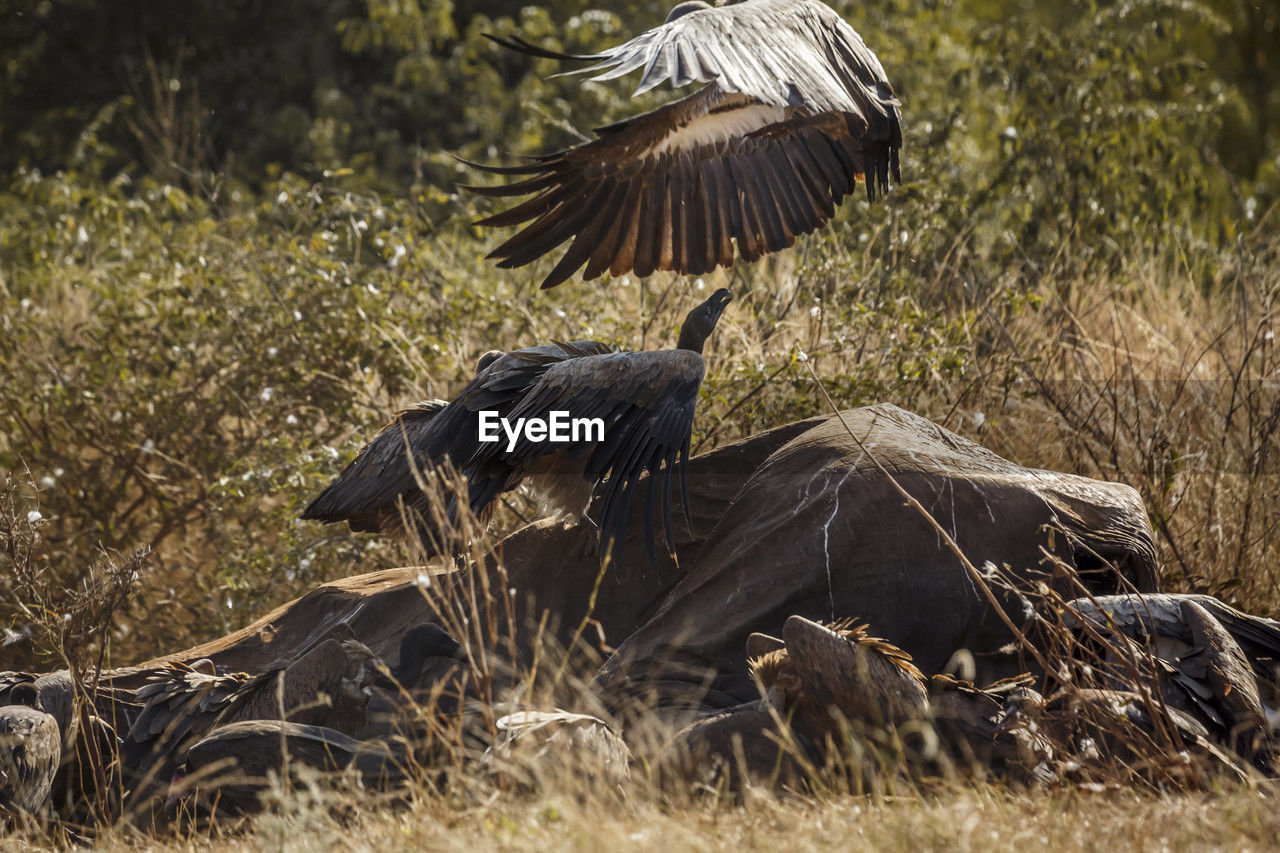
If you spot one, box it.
[1,0,1277,680]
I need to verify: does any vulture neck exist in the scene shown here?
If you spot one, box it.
[676,324,709,354]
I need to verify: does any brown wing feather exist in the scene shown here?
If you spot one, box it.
[468,83,885,288]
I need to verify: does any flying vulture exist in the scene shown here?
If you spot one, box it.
[303,288,732,562]
[468,0,903,288]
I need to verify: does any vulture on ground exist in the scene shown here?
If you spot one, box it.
[1000,687,1252,784]
[1,669,131,822]
[303,288,732,562]
[0,671,84,745]
[371,623,468,694]
[1063,592,1278,767]
[484,710,632,791]
[363,624,471,740]
[0,683,61,813]
[467,0,903,288]
[927,674,1051,778]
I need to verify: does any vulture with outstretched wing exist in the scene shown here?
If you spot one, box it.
[303,343,612,552]
[467,0,902,288]
[303,288,732,562]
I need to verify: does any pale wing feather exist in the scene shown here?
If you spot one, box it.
[569,0,893,116]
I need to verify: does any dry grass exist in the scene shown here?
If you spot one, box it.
[71,785,1280,852]
[5,191,1280,848]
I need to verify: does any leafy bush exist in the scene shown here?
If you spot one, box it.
[2,0,1278,668]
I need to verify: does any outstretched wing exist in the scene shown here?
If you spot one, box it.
[472,0,901,288]
[301,400,449,533]
[469,86,884,288]
[301,341,613,546]
[464,350,706,562]
[489,0,896,114]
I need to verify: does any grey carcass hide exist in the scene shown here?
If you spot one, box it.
[594,405,1158,715]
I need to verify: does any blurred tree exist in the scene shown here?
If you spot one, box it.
[0,0,1272,204]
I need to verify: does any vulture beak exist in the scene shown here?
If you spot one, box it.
[711,288,733,319]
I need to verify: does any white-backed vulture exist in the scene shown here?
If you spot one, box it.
[304,288,732,562]
[468,0,902,288]
[0,682,61,813]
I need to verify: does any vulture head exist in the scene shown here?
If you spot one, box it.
[476,349,505,372]
[375,623,467,691]
[8,681,41,710]
[664,0,712,22]
[675,288,732,353]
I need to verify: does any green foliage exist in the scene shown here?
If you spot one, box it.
[1,0,1278,666]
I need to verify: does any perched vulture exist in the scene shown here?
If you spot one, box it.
[468,0,903,288]
[0,683,61,813]
[302,347,603,548]
[304,288,732,561]
[304,399,450,537]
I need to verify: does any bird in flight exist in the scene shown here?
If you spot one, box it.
[303,289,733,563]
[466,0,902,289]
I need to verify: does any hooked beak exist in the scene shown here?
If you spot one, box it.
[711,288,733,318]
